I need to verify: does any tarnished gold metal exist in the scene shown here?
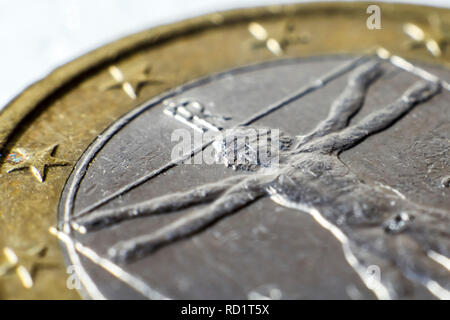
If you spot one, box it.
[0,2,448,299]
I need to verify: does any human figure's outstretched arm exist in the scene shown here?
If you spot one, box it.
[299,80,441,154]
[107,176,268,262]
[72,174,248,233]
[297,60,382,146]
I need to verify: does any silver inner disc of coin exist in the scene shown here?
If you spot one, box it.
[57,55,450,300]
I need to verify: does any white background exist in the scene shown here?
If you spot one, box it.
[0,0,448,109]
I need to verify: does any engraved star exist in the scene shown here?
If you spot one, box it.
[102,64,163,100]
[3,144,68,183]
[403,15,450,57]
[248,20,310,56]
[0,246,47,289]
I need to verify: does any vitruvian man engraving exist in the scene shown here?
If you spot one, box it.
[72,60,449,299]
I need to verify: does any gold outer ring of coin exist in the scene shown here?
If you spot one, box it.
[0,2,448,299]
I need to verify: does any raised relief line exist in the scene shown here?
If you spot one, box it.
[268,190,392,300]
[377,47,450,91]
[241,56,369,126]
[50,227,169,300]
[425,280,450,300]
[49,227,106,300]
[375,182,407,200]
[428,250,450,271]
[73,56,367,218]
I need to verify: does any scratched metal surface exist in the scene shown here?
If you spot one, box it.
[58,55,450,299]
